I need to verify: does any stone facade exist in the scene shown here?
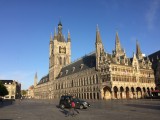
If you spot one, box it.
[0,80,21,99]
[148,50,160,89]
[34,22,156,100]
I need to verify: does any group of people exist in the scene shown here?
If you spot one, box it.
[66,99,79,117]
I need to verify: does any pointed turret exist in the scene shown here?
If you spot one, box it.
[57,21,65,42]
[34,72,38,87]
[136,40,143,60]
[67,30,71,42]
[114,32,125,57]
[49,32,54,57]
[58,20,62,34]
[115,32,121,52]
[96,25,102,43]
[132,52,139,71]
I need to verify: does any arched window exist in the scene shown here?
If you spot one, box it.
[71,80,74,87]
[64,57,66,65]
[59,57,62,65]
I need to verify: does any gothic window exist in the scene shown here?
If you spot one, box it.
[61,83,63,89]
[90,76,92,84]
[71,80,73,87]
[60,57,62,65]
[96,74,98,83]
[81,79,83,86]
[86,78,88,85]
[93,75,95,84]
[64,57,66,65]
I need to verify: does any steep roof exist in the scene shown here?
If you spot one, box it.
[57,52,96,78]
[0,80,14,84]
[37,74,49,85]
[148,50,160,70]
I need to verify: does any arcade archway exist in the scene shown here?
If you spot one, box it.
[103,86,111,100]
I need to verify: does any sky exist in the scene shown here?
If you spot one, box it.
[0,0,160,90]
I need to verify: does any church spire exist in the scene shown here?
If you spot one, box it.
[50,32,53,41]
[136,40,143,60]
[67,30,71,42]
[34,72,38,87]
[96,24,102,43]
[114,32,125,57]
[115,32,121,52]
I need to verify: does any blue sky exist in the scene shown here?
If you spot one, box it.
[0,0,160,90]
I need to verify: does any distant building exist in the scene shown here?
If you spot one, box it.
[0,80,21,99]
[34,22,156,100]
[148,50,160,88]
[27,85,34,99]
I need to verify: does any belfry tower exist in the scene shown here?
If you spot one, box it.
[49,21,71,81]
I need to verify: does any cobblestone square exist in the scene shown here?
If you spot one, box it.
[0,99,159,120]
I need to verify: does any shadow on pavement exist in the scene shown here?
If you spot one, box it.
[125,104,160,111]
[59,109,68,115]
[0,119,13,120]
[0,99,14,108]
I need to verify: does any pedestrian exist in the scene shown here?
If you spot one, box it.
[72,100,79,114]
[66,99,74,117]
[72,96,79,114]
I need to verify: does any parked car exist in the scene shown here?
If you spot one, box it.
[59,95,90,109]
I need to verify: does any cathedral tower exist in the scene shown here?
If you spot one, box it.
[49,21,71,81]
[95,25,104,70]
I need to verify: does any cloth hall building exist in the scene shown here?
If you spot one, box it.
[34,22,156,100]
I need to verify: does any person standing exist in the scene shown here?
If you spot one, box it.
[72,100,79,114]
[66,99,74,117]
[72,96,79,114]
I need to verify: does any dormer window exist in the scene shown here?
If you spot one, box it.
[72,67,75,72]
[66,70,68,74]
[80,64,84,69]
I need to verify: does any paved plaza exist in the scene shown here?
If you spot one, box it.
[0,99,160,120]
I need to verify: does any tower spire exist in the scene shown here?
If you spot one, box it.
[114,32,125,57]
[136,40,143,60]
[67,30,71,42]
[34,72,38,87]
[96,24,102,43]
[115,32,121,52]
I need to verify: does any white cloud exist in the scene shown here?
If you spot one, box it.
[146,0,160,31]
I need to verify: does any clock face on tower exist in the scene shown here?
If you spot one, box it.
[59,46,66,54]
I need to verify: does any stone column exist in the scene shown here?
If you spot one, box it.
[117,91,120,99]
[100,89,104,100]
